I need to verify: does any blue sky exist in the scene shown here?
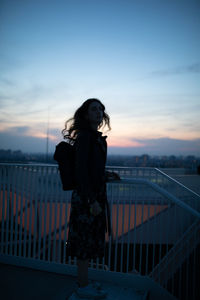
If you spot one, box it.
[0,0,200,156]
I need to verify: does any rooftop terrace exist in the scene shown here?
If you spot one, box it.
[0,165,199,299]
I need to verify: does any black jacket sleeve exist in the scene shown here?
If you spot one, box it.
[74,130,93,202]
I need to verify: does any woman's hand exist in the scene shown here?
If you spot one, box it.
[90,201,102,216]
[105,171,121,182]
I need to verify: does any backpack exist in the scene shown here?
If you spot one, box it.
[53,141,76,191]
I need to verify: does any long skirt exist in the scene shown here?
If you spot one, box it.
[67,188,108,260]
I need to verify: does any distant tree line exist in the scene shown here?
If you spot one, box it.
[107,154,200,174]
[1,149,200,174]
[0,149,51,163]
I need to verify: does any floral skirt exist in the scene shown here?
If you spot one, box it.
[67,189,107,260]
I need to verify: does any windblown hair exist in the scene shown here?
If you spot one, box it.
[62,98,111,141]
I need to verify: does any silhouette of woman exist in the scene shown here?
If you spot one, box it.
[62,98,112,298]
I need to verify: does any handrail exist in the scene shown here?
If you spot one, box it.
[113,178,200,219]
[155,168,200,198]
[1,163,199,196]
[0,162,56,167]
[107,165,200,198]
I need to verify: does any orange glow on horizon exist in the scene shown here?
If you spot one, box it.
[30,132,57,141]
[107,136,146,148]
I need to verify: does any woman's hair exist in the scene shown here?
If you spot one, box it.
[62,98,111,140]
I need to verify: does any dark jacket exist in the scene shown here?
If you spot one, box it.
[74,128,107,203]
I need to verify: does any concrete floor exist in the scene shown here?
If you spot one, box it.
[0,263,77,300]
[0,262,176,300]
[0,263,149,300]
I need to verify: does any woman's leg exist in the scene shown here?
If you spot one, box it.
[77,259,89,287]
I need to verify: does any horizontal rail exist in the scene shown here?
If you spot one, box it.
[155,168,200,198]
[118,179,200,219]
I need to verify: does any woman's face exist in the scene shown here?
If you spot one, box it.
[86,101,104,126]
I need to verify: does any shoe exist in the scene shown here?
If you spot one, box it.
[76,283,107,299]
[91,281,107,297]
[90,280,102,290]
[76,281,102,291]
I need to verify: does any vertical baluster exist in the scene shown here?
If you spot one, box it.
[177,206,182,300]
[96,257,99,270]
[179,242,185,299]
[133,188,137,272]
[114,183,119,272]
[42,166,48,260]
[23,166,30,258]
[152,199,157,272]
[120,183,125,273]
[0,165,6,254]
[6,165,11,255]
[69,254,72,265]
[37,166,45,259]
[5,165,12,255]
[148,168,151,182]
[156,169,159,185]
[14,166,20,256]
[57,171,63,264]
[126,184,132,273]
[61,180,70,265]
[36,166,43,258]
[43,166,49,261]
[154,169,159,185]
[18,166,26,257]
[47,167,54,262]
[62,190,69,264]
[135,167,137,178]
[102,179,107,270]
[170,219,175,296]
[90,258,93,270]
[9,166,16,255]
[135,168,138,180]
[53,170,58,262]
[178,259,182,300]
[67,194,72,264]
[33,166,39,258]
[139,199,144,274]
[163,200,170,290]
[28,166,35,258]
[152,168,155,184]
[102,257,105,271]
[185,232,190,300]
[193,224,198,300]
[107,183,113,271]
[158,193,163,285]
[145,199,150,275]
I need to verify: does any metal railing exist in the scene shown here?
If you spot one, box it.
[0,164,199,300]
[107,166,200,212]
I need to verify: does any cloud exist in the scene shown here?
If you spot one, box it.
[0,125,60,138]
[0,131,51,153]
[108,137,200,156]
[0,127,200,156]
[0,77,15,87]
[0,126,60,153]
[0,126,31,135]
[10,126,31,135]
[149,62,200,78]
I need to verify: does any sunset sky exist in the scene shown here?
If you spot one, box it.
[0,0,200,156]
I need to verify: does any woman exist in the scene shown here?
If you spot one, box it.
[62,98,112,299]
